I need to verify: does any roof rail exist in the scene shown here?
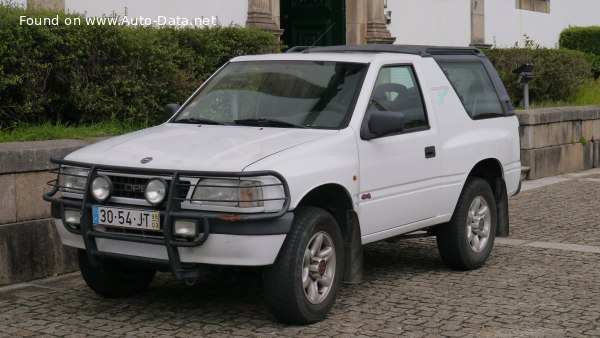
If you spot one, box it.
[301,44,483,57]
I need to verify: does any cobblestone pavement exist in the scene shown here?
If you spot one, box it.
[509,172,600,246]
[1,171,599,337]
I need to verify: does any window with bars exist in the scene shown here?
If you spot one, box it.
[516,0,550,13]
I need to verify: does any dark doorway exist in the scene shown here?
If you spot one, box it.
[281,0,346,48]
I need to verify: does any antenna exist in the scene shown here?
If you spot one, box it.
[306,22,336,51]
[284,22,337,53]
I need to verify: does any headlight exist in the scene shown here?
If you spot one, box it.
[145,178,168,206]
[192,179,264,208]
[58,166,89,193]
[91,175,113,203]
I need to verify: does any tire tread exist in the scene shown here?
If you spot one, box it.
[263,206,343,324]
[436,177,497,270]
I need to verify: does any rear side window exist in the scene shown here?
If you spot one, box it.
[438,62,504,119]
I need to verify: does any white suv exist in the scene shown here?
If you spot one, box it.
[44,45,521,324]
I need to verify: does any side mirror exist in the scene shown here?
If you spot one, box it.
[164,103,181,122]
[362,111,405,140]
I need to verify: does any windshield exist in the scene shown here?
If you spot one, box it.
[173,61,368,129]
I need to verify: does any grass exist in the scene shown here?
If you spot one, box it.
[526,100,569,109]
[572,78,600,106]
[0,120,146,143]
[526,78,600,109]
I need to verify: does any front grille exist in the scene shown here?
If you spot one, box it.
[107,175,190,200]
[110,175,147,199]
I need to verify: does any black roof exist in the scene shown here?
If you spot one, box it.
[286,44,484,57]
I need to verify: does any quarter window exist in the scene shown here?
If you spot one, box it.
[438,62,504,119]
[368,66,428,131]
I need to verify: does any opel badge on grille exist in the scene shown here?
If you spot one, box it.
[140,157,153,164]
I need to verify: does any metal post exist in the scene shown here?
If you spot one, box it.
[513,63,534,109]
[523,83,530,109]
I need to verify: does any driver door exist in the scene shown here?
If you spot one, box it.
[357,64,443,235]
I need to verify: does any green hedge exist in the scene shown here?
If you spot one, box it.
[560,26,600,78]
[0,4,281,129]
[560,26,600,55]
[485,48,593,104]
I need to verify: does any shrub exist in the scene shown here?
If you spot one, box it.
[485,48,593,105]
[560,26,600,78]
[0,3,281,129]
[560,26,600,55]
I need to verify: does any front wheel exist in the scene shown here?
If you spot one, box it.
[263,207,343,324]
[78,249,156,298]
[436,177,497,270]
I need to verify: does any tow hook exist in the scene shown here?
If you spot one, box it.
[184,278,197,286]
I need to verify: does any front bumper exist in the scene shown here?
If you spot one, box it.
[43,158,292,279]
[53,219,288,266]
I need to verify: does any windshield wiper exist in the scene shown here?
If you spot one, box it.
[174,117,228,125]
[234,118,309,129]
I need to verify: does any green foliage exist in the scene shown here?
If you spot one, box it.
[485,48,593,105]
[572,78,600,106]
[0,120,143,142]
[514,34,541,49]
[560,26,600,55]
[560,26,600,78]
[0,4,281,129]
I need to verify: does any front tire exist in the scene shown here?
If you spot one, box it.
[78,249,156,298]
[263,207,344,324]
[436,177,497,270]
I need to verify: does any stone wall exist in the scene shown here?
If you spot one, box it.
[0,140,91,286]
[0,105,598,285]
[517,106,600,180]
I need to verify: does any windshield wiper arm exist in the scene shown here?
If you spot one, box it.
[174,117,228,125]
[234,118,309,129]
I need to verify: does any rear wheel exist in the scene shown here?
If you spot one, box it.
[78,249,156,298]
[436,177,497,270]
[263,207,343,324]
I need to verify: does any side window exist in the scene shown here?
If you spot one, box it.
[438,62,504,119]
[368,65,428,131]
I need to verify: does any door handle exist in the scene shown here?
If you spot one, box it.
[425,146,436,159]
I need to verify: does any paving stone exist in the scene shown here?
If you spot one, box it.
[508,178,600,245]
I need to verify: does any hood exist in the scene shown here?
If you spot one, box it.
[66,124,335,172]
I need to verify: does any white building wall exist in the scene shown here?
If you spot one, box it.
[12,0,27,7]
[386,0,472,46]
[63,0,248,27]
[486,0,600,48]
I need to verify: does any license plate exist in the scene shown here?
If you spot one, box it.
[92,206,160,231]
